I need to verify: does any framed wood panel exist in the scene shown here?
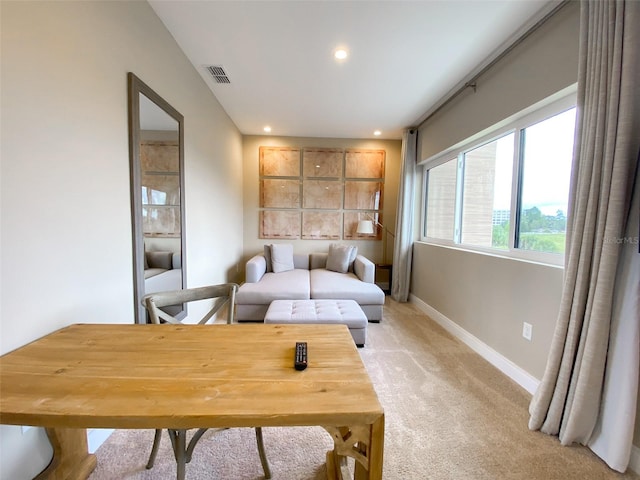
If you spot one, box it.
[259,211,301,239]
[302,211,341,239]
[344,181,384,210]
[260,179,300,208]
[345,149,385,179]
[343,211,383,240]
[259,147,300,177]
[302,148,343,178]
[141,140,179,172]
[302,180,342,209]
[142,206,181,237]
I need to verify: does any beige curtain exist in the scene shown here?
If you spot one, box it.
[528,0,640,472]
[391,129,417,302]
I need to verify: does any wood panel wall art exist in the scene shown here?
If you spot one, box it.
[259,211,301,239]
[140,140,181,237]
[303,148,343,177]
[260,147,300,176]
[303,180,342,209]
[258,146,385,240]
[302,212,341,239]
[343,212,383,240]
[345,149,385,178]
[260,179,300,208]
[344,181,384,210]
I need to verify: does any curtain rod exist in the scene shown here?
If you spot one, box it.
[415,0,570,130]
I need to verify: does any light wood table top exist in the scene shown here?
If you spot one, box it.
[0,323,384,479]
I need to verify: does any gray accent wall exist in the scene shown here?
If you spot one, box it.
[412,243,563,379]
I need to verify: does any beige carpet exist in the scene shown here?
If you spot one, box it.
[90,299,638,479]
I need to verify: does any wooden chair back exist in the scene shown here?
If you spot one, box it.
[143,283,238,325]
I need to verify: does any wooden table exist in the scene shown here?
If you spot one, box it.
[0,323,384,479]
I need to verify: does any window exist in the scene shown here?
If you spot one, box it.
[424,159,457,241]
[517,108,576,254]
[422,94,576,265]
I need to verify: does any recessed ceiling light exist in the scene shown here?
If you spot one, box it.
[373,130,382,136]
[263,126,272,133]
[334,48,348,60]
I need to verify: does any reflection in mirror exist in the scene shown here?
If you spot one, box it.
[128,73,186,323]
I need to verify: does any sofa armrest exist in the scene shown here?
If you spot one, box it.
[354,255,375,283]
[245,254,267,283]
[172,252,182,269]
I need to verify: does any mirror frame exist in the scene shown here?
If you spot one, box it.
[128,72,186,324]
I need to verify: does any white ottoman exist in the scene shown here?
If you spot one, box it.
[264,299,367,347]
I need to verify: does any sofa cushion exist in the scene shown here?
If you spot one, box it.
[326,244,354,273]
[236,269,310,305]
[310,269,385,304]
[146,251,173,270]
[326,243,359,273]
[271,243,295,273]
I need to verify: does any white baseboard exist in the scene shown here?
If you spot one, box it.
[409,294,540,395]
[87,428,114,453]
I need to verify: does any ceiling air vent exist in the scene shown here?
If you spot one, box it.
[206,65,230,84]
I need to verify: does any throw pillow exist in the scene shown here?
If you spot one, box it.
[326,243,355,274]
[264,245,273,273]
[348,245,358,272]
[271,243,295,273]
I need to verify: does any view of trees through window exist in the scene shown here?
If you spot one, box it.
[516,107,576,254]
[492,206,568,252]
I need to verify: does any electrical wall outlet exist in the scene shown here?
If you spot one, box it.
[522,322,533,341]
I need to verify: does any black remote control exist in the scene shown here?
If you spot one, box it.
[294,342,307,371]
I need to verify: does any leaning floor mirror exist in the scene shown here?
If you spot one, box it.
[128,72,186,323]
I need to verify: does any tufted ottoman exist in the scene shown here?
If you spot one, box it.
[264,299,367,347]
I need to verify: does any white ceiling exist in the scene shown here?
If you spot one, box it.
[149,0,557,140]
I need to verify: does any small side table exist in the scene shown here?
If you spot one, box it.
[375,263,392,295]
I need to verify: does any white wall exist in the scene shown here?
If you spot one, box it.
[0,1,243,478]
[242,135,402,267]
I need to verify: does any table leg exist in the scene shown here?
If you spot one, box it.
[355,415,384,480]
[323,414,385,480]
[34,428,97,480]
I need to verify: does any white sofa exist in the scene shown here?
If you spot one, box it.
[144,251,182,294]
[236,250,385,322]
